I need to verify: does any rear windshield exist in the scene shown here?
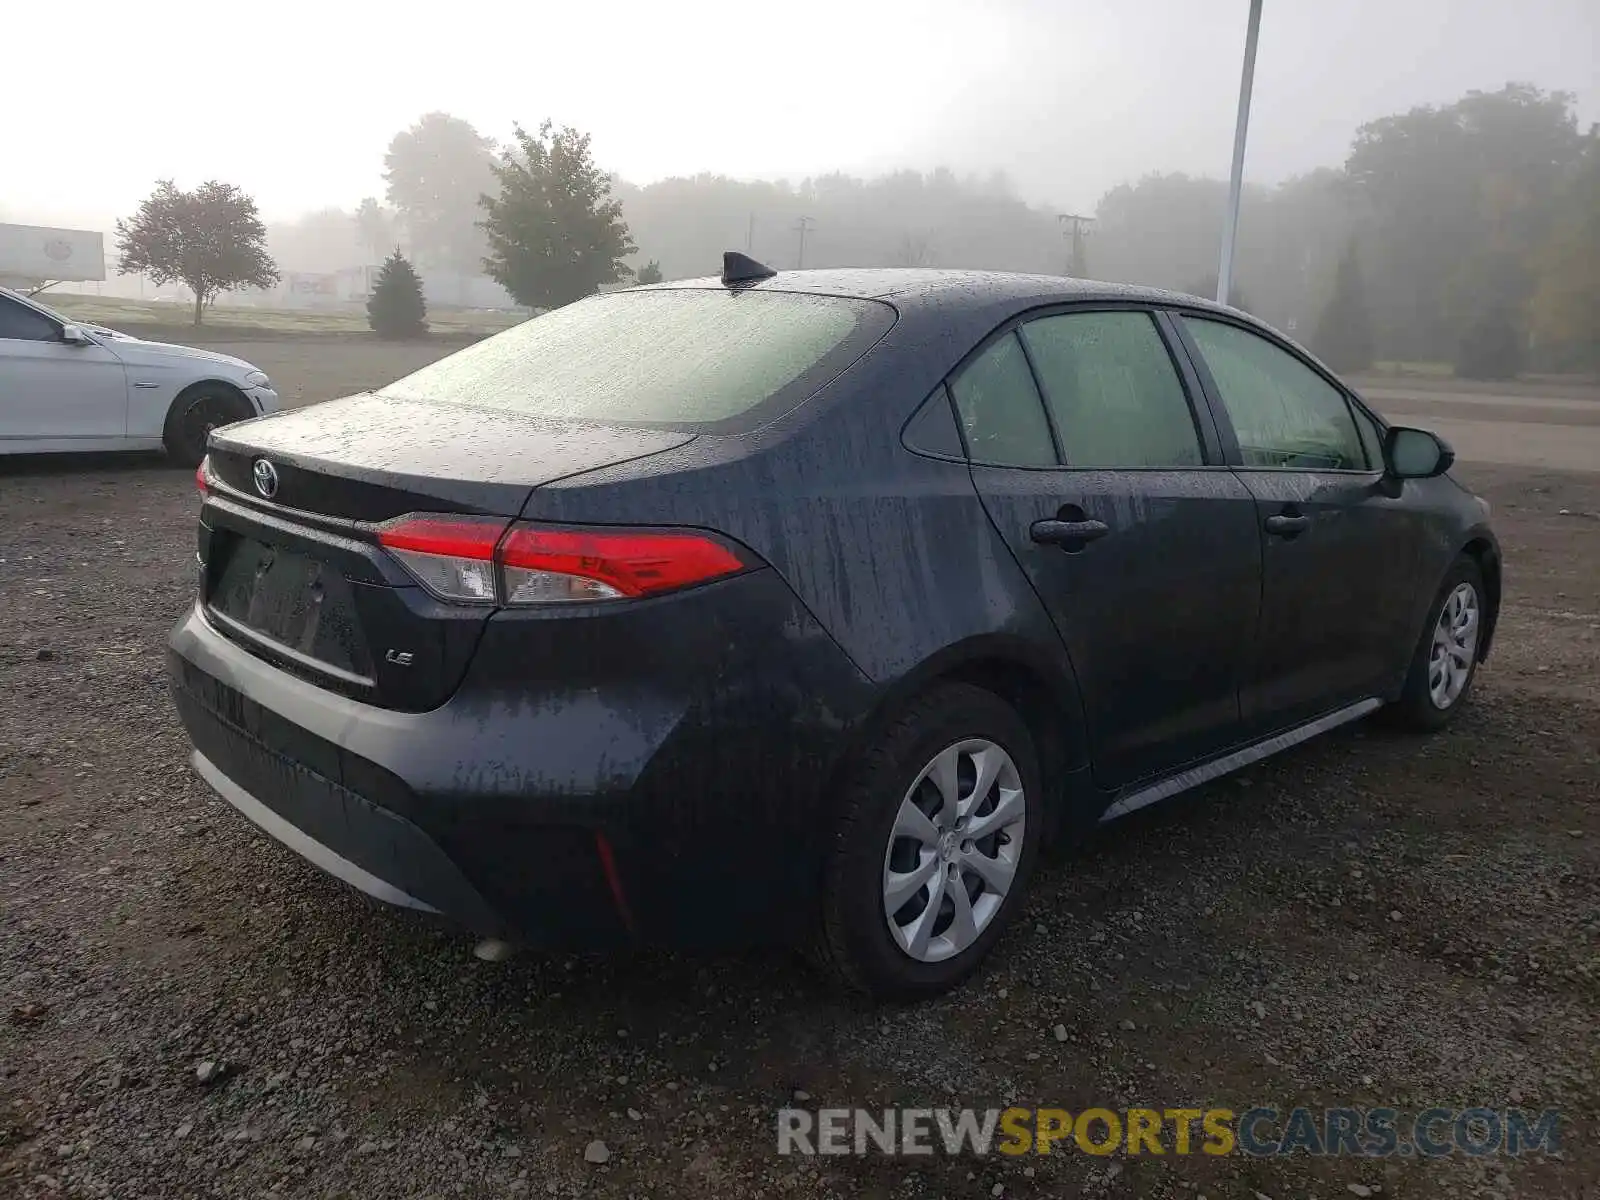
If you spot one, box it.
[378,288,895,431]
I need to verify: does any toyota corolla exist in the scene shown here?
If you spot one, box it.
[168,255,1499,999]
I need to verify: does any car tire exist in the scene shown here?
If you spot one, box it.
[811,683,1044,1001]
[1383,555,1486,732]
[163,385,255,469]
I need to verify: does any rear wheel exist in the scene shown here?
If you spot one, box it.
[1384,555,1485,731]
[163,385,254,468]
[812,683,1043,1000]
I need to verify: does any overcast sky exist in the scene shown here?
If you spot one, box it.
[6,0,1596,230]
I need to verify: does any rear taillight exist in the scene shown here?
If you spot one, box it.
[376,516,505,605]
[375,515,750,606]
[195,456,210,494]
[499,526,748,602]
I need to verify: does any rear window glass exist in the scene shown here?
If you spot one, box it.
[378,289,894,430]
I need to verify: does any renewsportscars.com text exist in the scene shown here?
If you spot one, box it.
[776,1107,1561,1158]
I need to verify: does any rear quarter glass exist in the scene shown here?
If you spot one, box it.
[378,289,897,434]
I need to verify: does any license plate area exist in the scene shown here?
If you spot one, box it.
[208,533,375,682]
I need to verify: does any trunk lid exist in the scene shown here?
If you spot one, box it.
[208,392,694,521]
[198,393,694,711]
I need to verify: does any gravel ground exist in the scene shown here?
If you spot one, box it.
[2,381,1598,1197]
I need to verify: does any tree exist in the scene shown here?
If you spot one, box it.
[1527,129,1600,370]
[634,259,663,285]
[1182,272,1252,314]
[890,232,935,267]
[610,168,1060,284]
[1448,246,1532,379]
[116,180,279,326]
[480,120,637,310]
[355,197,398,264]
[267,207,362,272]
[1346,83,1584,363]
[1313,240,1374,372]
[1455,308,1525,380]
[1095,174,1252,291]
[384,113,497,275]
[366,249,428,339]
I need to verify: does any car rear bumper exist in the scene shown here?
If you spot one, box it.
[167,570,874,948]
[189,748,457,918]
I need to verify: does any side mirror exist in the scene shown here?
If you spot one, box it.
[59,324,93,346]
[1384,425,1455,480]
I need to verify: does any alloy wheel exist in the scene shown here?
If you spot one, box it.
[1428,581,1480,709]
[184,396,224,449]
[881,738,1026,963]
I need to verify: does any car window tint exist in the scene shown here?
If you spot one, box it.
[1018,311,1202,468]
[380,289,893,430]
[1349,400,1386,470]
[948,332,1057,467]
[902,385,966,458]
[1183,317,1365,470]
[0,295,60,342]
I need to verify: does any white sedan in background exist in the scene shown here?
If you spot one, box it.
[0,287,278,467]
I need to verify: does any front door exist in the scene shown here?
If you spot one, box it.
[1176,314,1425,731]
[0,294,128,442]
[953,308,1261,789]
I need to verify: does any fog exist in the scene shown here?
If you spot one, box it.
[8,0,1593,225]
[5,0,1597,373]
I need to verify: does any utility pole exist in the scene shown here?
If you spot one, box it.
[794,216,816,269]
[1057,213,1095,277]
[1217,0,1264,306]
[746,212,755,253]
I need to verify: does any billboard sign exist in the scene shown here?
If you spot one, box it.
[0,224,106,282]
[287,272,340,297]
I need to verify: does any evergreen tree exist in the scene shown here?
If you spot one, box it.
[1314,241,1374,371]
[635,260,664,285]
[366,249,428,339]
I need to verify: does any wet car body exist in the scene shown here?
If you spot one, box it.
[168,267,1500,989]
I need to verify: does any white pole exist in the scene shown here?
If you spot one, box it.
[1218,0,1263,306]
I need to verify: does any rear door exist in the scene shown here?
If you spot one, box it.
[0,293,129,441]
[1173,313,1425,731]
[954,306,1261,790]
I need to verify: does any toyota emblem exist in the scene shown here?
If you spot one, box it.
[253,458,280,499]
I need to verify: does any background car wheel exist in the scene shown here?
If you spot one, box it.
[163,385,254,468]
[1384,554,1486,732]
[811,683,1043,1001]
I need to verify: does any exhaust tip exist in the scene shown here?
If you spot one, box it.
[472,937,517,963]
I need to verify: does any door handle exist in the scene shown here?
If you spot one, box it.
[1030,518,1110,549]
[1264,513,1311,537]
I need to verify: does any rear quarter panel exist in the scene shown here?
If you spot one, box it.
[517,301,1086,751]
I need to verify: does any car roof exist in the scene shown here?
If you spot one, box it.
[647,267,1244,318]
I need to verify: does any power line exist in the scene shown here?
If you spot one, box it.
[793,216,816,269]
[1057,213,1095,278]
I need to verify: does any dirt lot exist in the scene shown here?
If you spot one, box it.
[2,343,1597,1199]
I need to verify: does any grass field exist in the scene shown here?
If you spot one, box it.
[31,292,525,342]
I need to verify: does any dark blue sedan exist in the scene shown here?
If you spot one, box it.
[169,254,1500,999]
